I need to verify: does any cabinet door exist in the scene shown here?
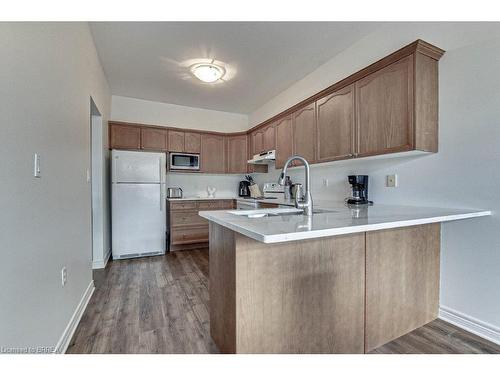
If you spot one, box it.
[141,127,167,151]
[252,130,264,155]
[184,132,201,153]
[275,116,293,169]
[262,124,276,152]
[316,85,355,162]
[201,134,225,173]
[356,56,414,157]
[292,103,316,164]
[226,135,248,174]
[110,124,141,150]
[168,130,185,152]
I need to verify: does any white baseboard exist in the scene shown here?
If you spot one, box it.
[92,248,111,269]
[54,280,95,354]
[439,306,500,345]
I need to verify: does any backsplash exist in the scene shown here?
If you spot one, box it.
[251,153,430,204]
[166,172,245,198]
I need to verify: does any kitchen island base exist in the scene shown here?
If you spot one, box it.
[209,222,440,353]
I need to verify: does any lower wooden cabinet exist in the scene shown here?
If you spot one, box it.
[171,226,209,246]
[168,199,235,251]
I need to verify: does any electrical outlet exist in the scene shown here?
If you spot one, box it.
[323,178,329,187]
[386,174,398,188]
[61,267,67,287]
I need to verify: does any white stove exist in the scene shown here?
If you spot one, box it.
[236,182,284,209]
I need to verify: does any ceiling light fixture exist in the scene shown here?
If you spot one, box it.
[190,62,225,83]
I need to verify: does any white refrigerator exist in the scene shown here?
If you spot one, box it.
[111,150,166,259]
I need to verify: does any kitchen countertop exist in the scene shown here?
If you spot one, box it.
[199,202,491,243]
[236,196,295,206]
[167,196,238,201]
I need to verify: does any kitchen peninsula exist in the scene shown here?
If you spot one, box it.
[199,204,491,353]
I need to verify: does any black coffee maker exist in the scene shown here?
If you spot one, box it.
[347,175,371,205]
[239,180,251,197]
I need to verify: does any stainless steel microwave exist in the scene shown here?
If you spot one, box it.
[169,152,200,171]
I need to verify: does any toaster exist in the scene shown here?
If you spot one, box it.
[167,187,183,198]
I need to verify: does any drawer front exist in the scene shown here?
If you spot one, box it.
[171,210,207,227]
[170,201,198,211]
[198,201,221,210]
[220,200,235,209]
[171,226,209,245]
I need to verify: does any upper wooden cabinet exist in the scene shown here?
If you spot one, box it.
[251,129,264,155]
[356,56,413,157]
[201,134,225,174]
[108,40,444,173]
[275,116,293,169]
[316,84,355,162]
[225,134,248,174]
[292,103,316,164]
[184,132,201,153]
[141,127,167,151]
[168,130,185,152]
[251,124,275,156]
[262,124,276,152]
[110,124,141,150]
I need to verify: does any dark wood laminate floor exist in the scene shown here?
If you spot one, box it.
[67,249,500,354]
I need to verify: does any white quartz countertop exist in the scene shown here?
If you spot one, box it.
[167,196,237,201]
[199,202,491,243]
[236,197,295,206]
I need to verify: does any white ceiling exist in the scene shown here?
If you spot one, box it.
[90,22,381,114]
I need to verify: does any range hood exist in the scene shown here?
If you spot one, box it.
[247,150,276,164]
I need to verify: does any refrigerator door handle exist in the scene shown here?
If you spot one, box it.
[159,157,163,211]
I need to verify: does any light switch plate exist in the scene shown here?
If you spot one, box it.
[386,174,398,188]
[34,153,41,178]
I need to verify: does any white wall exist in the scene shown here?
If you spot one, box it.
[111,95,248,132]
[250,22,500,333]
[0,23,111,349]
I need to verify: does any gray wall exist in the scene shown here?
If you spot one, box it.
[252,23,500,331]
[0,23,111,348]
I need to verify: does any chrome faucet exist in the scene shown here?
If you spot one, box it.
[278,155,313,216]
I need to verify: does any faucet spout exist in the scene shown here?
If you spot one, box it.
[277,155,313,216]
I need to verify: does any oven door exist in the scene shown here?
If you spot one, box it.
[169,153,200,171]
